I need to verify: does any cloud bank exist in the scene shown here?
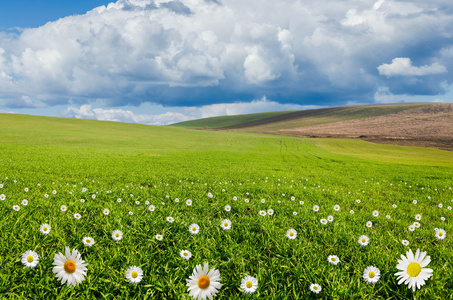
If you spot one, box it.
[0,0,452,114]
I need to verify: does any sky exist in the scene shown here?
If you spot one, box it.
[0,0,452,125]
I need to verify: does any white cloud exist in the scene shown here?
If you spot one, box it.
[64,97,321,125]
[378,57,448,77]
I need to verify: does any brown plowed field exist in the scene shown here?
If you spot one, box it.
[262,104,453,151]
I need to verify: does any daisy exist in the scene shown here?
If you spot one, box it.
[180,250,192,260]
[224,205,231,212]
[386,215,391,219]
[286,229,297,240]
[60,205,67,212]
[22,250,39,268]
[82,237,95,247]
[21,199,28,206]
[395,248,433,291]
[320,218,328,225]
[117,198,122,203]
[435,229,446,240]
[112,230,123,241]
[52,190,57,195]
[186,199,192,206]
[167,216,174,223]
[103,208,110,216]
[267,208,274,216]
[402,240,410,246]
[327,255,340,265]
[292,211,297,216]
[366,221,373,228]
[44,194,49,198]
[372,210,379,217]
[240,275,258,294]
[186,262,222,300]
[299,201,304,205]
[244,199,249,203]
[135,201,140,205]
[233,196,237,201]
[24,187,29,192]
[333,204,340,211]
[91,194,96,199]
[220,219,232,230]
[358,235,369,246]
[310,283,322,294]
[327,215,334,222]
[363,266,380,284]
[155,234,163,241]
[0,194,5,201]
[261,199,265,203]
[259,210,267,217]
[448,206,452,210]
[350,210,354,214]
[52,247,88,287]
[415,214,421,221]
[189,224,200,235]
[126,266,143,284]
[313,205,319,212]
[40,223,51,235]
[413,200,417,204]
[74,213,81,220]
[356,199,361,204]
[13,205,20,211]
[440,217,445,221]
[82,187,87,193]
[392,204,397,208]
[128,211,133,216]
[80,199,85,203]
[290,196,295,201]
[413,222,420,228]
[438,203,443,208]
[408,225,415,232]
[149,205,155,212]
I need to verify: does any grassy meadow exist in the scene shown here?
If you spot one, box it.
[1,113,452,299]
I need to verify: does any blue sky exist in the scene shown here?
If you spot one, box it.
[0,0,452,125]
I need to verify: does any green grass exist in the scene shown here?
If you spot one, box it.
[168,110,297,128]
[1,114,452,299]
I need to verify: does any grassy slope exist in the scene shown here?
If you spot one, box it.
[168,110,297,128]
[1,114,452,299]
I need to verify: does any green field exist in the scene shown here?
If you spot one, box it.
[1,114,452,299]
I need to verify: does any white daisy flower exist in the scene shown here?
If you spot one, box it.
[24,187,29,192]
[366,221,373,228]
[128,211,133,216]
[320,218,328,225]
[395,248,433,291]
[21,199,28,206]
[310,283,321,294]
[358,235,369,246]
[189,224,200,235]
[402,240,410,246]
[240,275,258,294]
[392,204,397,208]
[333,204,340,211]
[435,229,446,240]
[207,192,213,198]
[44,194,49,198]
[448,206,452,210]
[22,250,39,268]
[259,210,267,217]
[327,255,340,265]
[438,203,443,208]
[350,210,354,214]
[74,213,81,220]
[82,188,87,193]
[233,196,237,201]
[372,210,379,217]
[40,223,51,235]
[220,219,232,230]
[82,237,95,247]
[112,230,123,241]
[440,217,445,221]
[13,205,20,211]
[408,225,415,232]
[167,216,174,223]
[186,199,192,206]
[186,262,222,300]
[180,250,192,260]
[91,194,96,199]
[244,199,249,203]
[135,201,140,205]
[267,209,274,216]
[126,266,143,284]
[363,266,380,284]
[261,198,265,203]
[117,198,122,203]
[148,205,155,212]
[52,190,57,195]
[292,211,297,216]
[327,215,334,222]
[286,229,297,240]
[80,199,85,203]
[0,194,5,201]
[356,199,361,204]
[155,234,163,241]
[224,205,231,212]
[313,205,319,212]
[299,201,304,205]
[413,200,417,204]
[60,205,67,212]
[52,247,88,287]
[103,208,110,216]
[386,215,391,219]
[413,222,420,228]
[415,214,421,221]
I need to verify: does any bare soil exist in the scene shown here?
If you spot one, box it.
[264,104,453,151]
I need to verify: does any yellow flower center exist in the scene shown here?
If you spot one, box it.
[331,258,336,261]
[407,262,421,277]
[27,256,34,263]
[197,275,210,289]
[313,286,318,290]
[131,271,138,278]
[368,271,375,278]
[86,239,91,243]
[246,281,253,288]
[64,260,76,274]
[289,232,294,236]
[183,252,188,256]
[115,233,119,237]
[362,238,366,243]
[192,227,197,231]
[43,227,48,231]
[439,232,443,236]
